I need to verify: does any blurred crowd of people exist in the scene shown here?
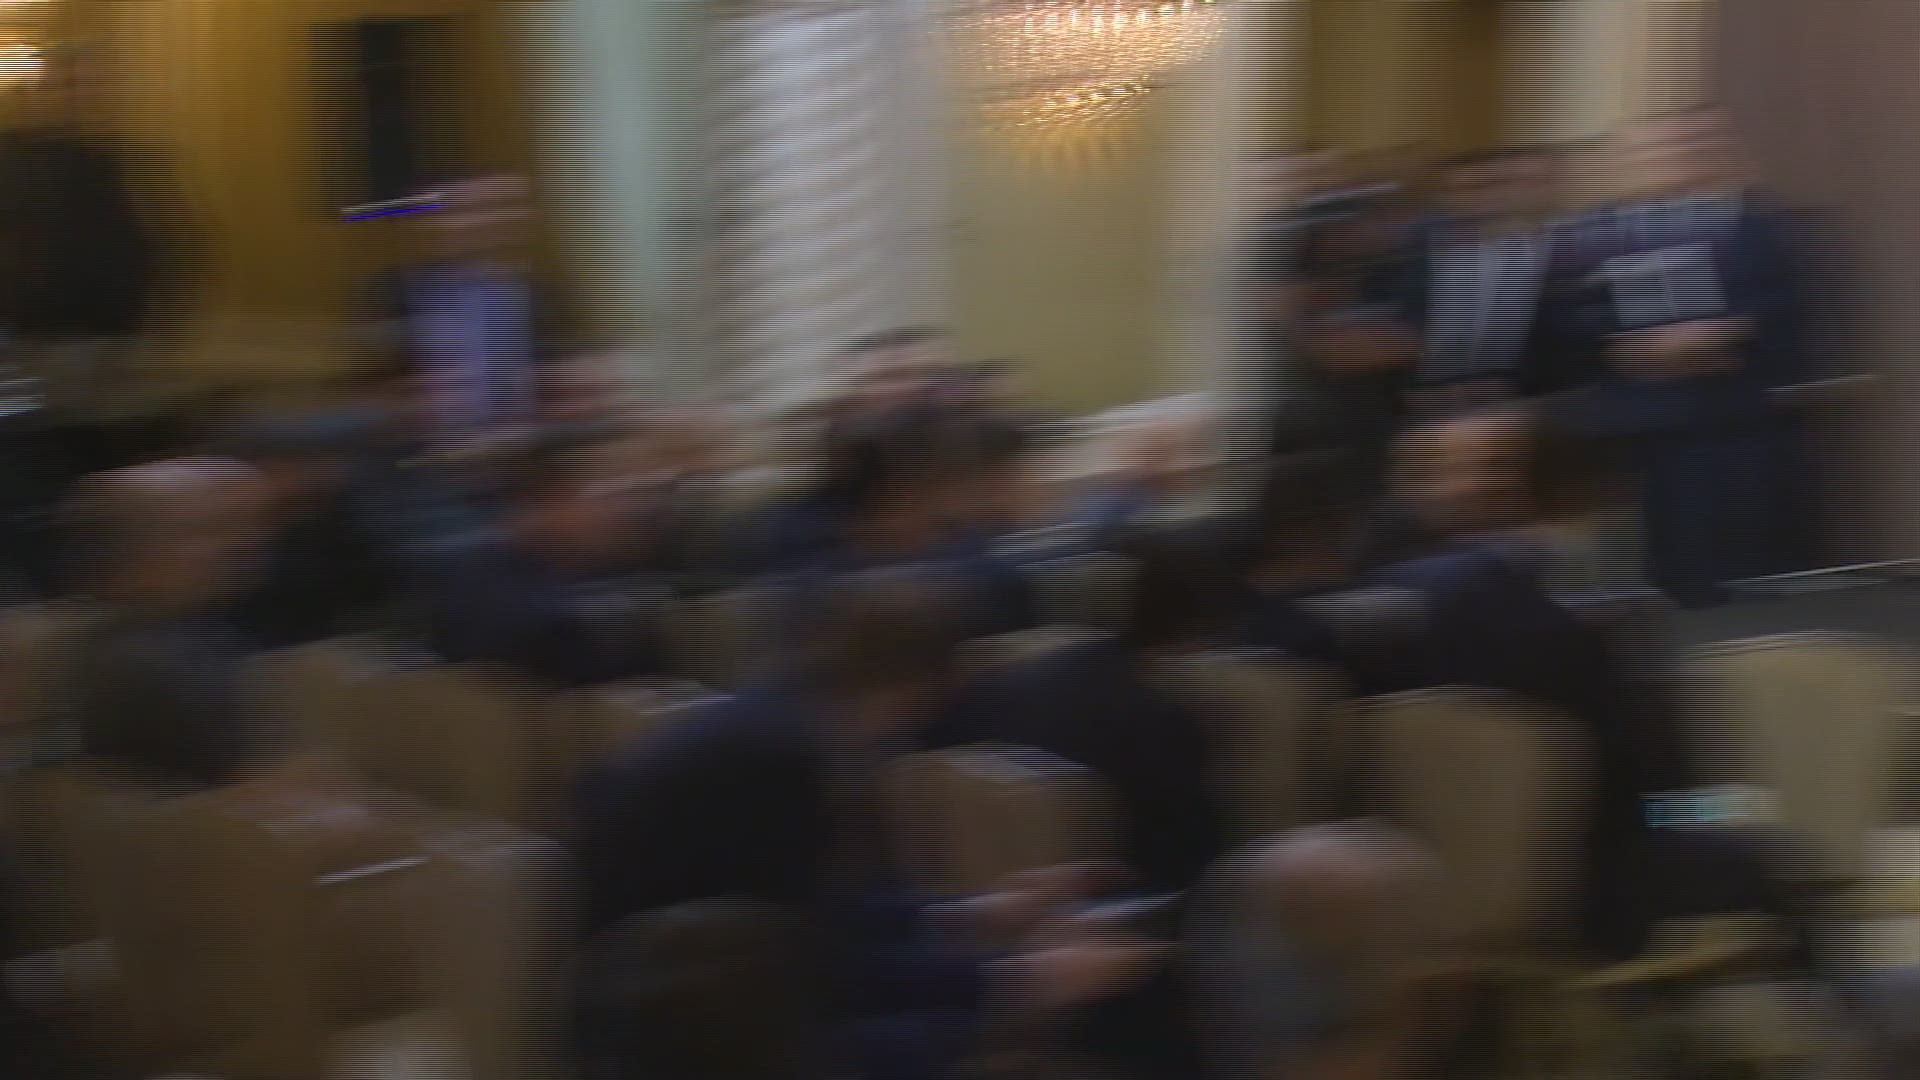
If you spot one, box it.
[0,48,1905,1080]
[4,308,1911,1076]
[1252,109,1833,607]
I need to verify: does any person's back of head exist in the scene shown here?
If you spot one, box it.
[578,900,823,1080]
[828,409,965,557]
[1115,525,1238,657]
[945,411,1035,531]
[1193,822,1453,1080]
[1522,402,1626,528]
[1247,449,1368,587]
[808,566,966,730]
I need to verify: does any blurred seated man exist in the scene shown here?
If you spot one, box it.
[1266,207,1421,500]
[633,406,749,593]
[1238,450,1373,674]
[66,458,288,789]
[425,424,665,689]
[576,569,1165,1080]
[225,415,394,650]
[944,413,1036,545]
[1189,823,1469,1080]
[1353,407,1534,572]
[771,411,1038,643]
[929,530,1233,897]
[576,900,828,1080]
[1364,410,1858,1001]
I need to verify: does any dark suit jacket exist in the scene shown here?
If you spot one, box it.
[1402,218,1597,399]
[574,685,991,1080]
[927,638,1230,895]
[1238,586,1345,672]
[233,499,391,650]
[75,613,278,789]
[424,528,662,689]
[0,128,158,336]
[1369,541,1698,870]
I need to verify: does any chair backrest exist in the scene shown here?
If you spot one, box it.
[2,603,106,951]
[1686,633,1916,880]
[1353,687,1592,951]
[376,663,546,827]
[56,767,440,1077]
[668,587,773,689]
[416,820,571,1080]
[245,636,404,752]
[1151,649,1346,839]
[0,600,98,762]
[260,644,547,824]
[885,744,1116,895]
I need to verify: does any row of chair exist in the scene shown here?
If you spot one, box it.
[5,587,1918,1078]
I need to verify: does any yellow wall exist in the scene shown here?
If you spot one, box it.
[950,97,1176,416]
[1305,0,1505,161]
[56,0,543,397]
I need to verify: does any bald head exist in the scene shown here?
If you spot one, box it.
[70,459,269,611]
[1242,822,1446,970]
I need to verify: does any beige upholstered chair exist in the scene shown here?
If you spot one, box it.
[1685,633,1919,887]
[2,603,109,957]
[1354,688,1592,954]
[1151,649,1346,840]
[0,600,97,761]
[372,663,547,828]
[55,765,575,1080]
[258,646,547,827]
[885,745,1116,896]
[1354,687,1796,1074]
[55,767,442,1079]
[414,820,572,1080]
[245,636,402,752]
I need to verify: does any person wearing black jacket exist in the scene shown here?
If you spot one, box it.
[0,47,194,544]
[67,459,287,790]
[575,567,1167,1080]
[1402,147,1595,414]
